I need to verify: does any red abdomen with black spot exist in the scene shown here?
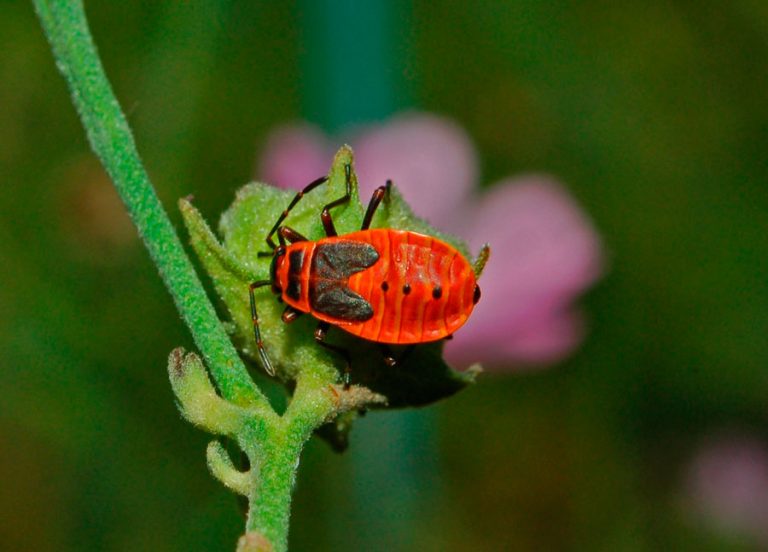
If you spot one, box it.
[273,229,478,344]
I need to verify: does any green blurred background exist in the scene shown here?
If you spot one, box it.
[2,1,768,550]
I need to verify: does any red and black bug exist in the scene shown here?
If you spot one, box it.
[249,164,485,384]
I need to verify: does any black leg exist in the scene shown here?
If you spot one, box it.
[279,226,308,244]
[320,163,353,237]
[264,175,328,250]
[361,180,391,230]
[249,280,275,376]
[258,227,302,258]
[380,344,415,367]
[314,322,352,388]
[380,344,397,367]
[281,305,303,324]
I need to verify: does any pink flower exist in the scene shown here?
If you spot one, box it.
[258,112,603,370]
[684,431,768,543]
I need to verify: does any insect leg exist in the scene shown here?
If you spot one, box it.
[264,175,328,250]
[259,224,308,258]
[279,226,308,243]
[379,344,415,367]
[361,179,391,230]
[258,227,289,258]
[281,305,303,324]
[314,322,352,388]
[249,280,275,376]
[320,163,352,237]
[379,344,397,367]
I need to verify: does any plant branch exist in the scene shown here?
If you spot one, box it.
[32,0,265,407]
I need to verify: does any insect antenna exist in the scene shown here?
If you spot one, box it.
[264,175,328,249]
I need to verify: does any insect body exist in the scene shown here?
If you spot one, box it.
[272,229,479,344]
[250,164,485,384]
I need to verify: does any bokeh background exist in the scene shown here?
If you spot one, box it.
[2,1,768,550]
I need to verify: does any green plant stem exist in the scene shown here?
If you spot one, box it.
[32,0,265,407]
[246,432,303,551]
[242,375,335,551]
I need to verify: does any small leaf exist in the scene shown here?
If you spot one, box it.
[167,348,248,435]
[473,243,491,278]
[328,384,388,413]
[344,341,480,408]
[207,440,252,496]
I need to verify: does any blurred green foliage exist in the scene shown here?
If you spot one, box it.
[1,1,767,550]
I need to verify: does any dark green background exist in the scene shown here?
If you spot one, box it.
[2,1,767,550]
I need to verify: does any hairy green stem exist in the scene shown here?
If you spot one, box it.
[32,0,264,407]
[239,375,335,551]
[246,432,303,551]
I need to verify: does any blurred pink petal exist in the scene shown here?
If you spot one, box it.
[684,432,768,543]
[448,308,586,368]
[353,113,477,226]
[259,123,332,189]
[445,177,603,369]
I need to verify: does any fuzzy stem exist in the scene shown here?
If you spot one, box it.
[246,432,303,552]
[32,0,265,407]
[244,375,336,551]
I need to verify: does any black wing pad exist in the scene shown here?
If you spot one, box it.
[310,241,380,322]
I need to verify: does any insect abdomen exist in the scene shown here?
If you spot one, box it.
[344,229,477,344]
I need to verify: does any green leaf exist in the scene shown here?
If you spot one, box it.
[207,440,252,496]
[167,348,251,435]
[348,342,481,408]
